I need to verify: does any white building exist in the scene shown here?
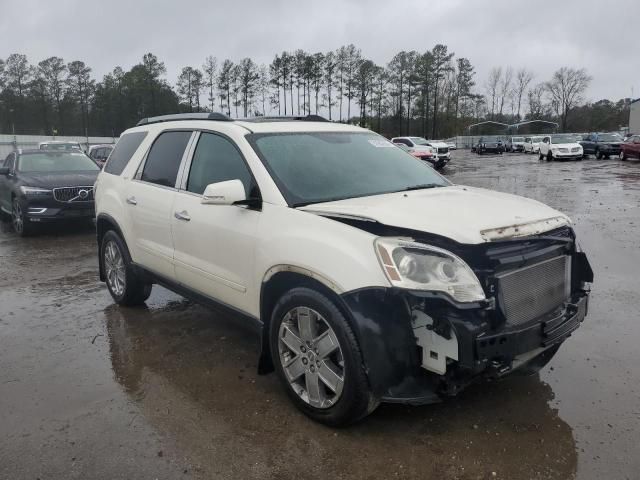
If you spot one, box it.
[630,98,640,134]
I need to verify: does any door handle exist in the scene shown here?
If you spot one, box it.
[126,196,137,205]
[174,210,191,221]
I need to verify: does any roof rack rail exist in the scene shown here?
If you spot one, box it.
[136,112,232,126]
[241,114,329,123]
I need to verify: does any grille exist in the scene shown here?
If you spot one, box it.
[53,186,94,203]
[496,256,571,326]
[437,147,449,154]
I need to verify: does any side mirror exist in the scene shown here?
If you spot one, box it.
[0,167,9,176]
[201,179,246,205]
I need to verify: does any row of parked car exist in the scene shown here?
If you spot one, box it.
[471,132,640,161]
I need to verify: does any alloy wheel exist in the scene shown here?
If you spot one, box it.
[12,200,23,234]
[104,240,126,297]
[278,306,345,409]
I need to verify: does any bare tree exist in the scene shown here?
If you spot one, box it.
[202,56,217,111]
[513,68,534,120]
[498,66,513,117]
[527,83,546,119]
[485,67,501,119]
[545,67,591,131]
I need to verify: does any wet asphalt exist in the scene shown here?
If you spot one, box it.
[0,151,639,480]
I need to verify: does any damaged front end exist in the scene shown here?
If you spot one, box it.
[338,223,593,405]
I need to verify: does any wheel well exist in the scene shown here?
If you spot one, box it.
[258,271,354,374]
[96,215,126,281]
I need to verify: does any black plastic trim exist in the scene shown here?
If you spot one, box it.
[133,263,262,335]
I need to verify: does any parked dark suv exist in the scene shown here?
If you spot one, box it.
[578,133,624,159]
[0,150,100,236]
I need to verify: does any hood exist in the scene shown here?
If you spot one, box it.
[300,185,570,244]
[428,142,449,148]
[19,171,99,189]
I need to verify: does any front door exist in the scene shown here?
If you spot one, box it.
[125,130,194,279]
[0,153,16,214]
[172,131,261,314]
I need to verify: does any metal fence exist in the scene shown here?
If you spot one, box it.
[0,134,118,159]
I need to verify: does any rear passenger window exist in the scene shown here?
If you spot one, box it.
[141,131,192,188]
[104,132,148,175]
[186,132,253,196]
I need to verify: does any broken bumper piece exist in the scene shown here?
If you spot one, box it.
[339,288,589,406]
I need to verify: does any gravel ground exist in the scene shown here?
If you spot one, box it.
[0,151,638,480]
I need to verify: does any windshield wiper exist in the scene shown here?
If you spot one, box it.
[399,183,442,192]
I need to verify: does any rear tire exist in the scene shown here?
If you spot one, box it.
[101,230,152,306]
[596,148,603,160]
[269,287,378,426]
[539,151,544,160]
[620,150,626,161]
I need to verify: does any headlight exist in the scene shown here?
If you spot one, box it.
[375,238,485,302]
[20,186,52,196]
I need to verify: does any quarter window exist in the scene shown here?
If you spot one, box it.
[141,131,192,188]
[104,132,148,175]
[186,132,254,196]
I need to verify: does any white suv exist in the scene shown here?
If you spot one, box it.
[538,134,584,161]
[95,113,593,426]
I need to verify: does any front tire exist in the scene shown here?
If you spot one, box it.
[269,287,377,426]
[596,148,603,160]
[12,198,35,236]
[620,150,626,161]
[547,152,553,162]
[101,230,152,306]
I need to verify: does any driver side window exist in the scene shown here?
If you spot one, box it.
[186,132,255,197]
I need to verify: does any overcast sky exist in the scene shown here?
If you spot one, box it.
[1,0,638,102]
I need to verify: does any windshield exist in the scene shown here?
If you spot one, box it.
[18,152,99,172]
[409,137,430,145]
[550,135,577,144]
[512,137,524,142]
[599,133,622,142]
[247,132,450,206]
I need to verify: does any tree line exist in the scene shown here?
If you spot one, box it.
[0,46,631,138]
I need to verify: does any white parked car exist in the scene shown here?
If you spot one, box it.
[391,137,451,164]
[94,113,593,426]
[523,136,545,154]
[38,140,83,152]
[538,134,584,161]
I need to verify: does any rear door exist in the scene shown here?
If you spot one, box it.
[171,131,261,312]
[126,130,195,279]
[631,136,640,158]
